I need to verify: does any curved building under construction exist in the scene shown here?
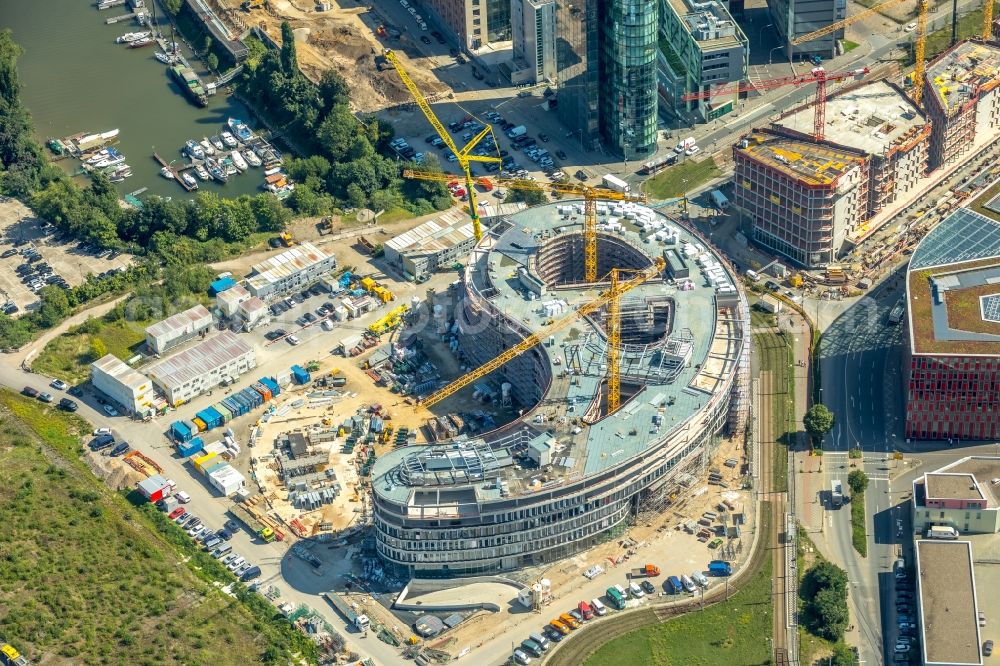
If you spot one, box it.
[370,201,750,577]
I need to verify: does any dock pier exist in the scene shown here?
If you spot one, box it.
[106,11,139,24]
[152,153,196,192]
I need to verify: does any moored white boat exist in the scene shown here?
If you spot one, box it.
[242,150,262,167]
[230,150,248,171]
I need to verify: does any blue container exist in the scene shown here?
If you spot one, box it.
[260,377,280,396]
[209,276,236,295]
[291,364,311,385]
[177,436,204,457]
[195,406,223,431]
[223,397,244,416]
[171,420,193,442]
[239,388,261,408]
[232,393,250,412]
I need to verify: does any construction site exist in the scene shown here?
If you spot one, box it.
[215,0,447,111]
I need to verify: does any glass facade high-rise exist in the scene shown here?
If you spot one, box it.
[598,0,658,159]
[556,0,658,158]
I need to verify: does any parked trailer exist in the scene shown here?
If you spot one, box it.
[322,592,370,630]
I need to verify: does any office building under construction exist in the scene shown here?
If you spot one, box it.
[733,80,930,266]
[922,40,1000,171]
[370,201,750,577]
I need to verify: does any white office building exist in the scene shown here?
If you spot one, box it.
[147,331,256,407]
[510,0,556,84]
[245,241,337,301]
[145,304,213,355]
[90,354,156,416]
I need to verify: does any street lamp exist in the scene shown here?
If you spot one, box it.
[769,46,783,65]
[759,24,773,46]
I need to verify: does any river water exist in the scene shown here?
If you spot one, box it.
[6,0,264,200]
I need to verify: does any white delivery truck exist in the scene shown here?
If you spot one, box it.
[602,173,630,194]
[926,525,959,539]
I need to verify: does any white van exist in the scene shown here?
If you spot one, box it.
[681,575,697,593]
[628,581,644,598]
[212,543,233,559]
[926,525,959,539]
[691,571,709,588]
[591,598,607,616]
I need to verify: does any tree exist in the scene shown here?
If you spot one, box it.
[800,560,848,600]
[202,36,213,55]
[507,185,547,206]
[811,587,850,640]
[804,403,835,447]
[830,643,856,666]
[280,22,298,74]
[206,53,219,71]
[161,0,182,14]
[34,286,71,328]
[90,337,108,360]
[848,469,869,496]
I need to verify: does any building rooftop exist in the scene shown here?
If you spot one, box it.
[736,130,865,186]
[385,210,475,257]
[145,304,212,342]
[926,39,1000,115]
[218,284,250,305]
[147,331,253,389]
[91,354,151,390]
[777,80,927,158]
[246,241,333,291]
[916,540,982,666]
[239,297,267,316]
[373,200,746,504]
[915,457,1000,509]
[666,0,742,49]
[907,205,1000,355]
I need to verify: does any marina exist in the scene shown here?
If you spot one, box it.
[8,0,268,199]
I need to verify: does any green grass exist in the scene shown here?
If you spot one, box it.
[851,490,868,557]
[752,317,795,493]
[0,390,317,666]
[642,158,722,200]
[584,529,773,666]
[842,40,860,52]
[33,319,149,384]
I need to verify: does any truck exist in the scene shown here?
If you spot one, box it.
[507,125,527,139]
[628,563,662,578]
[228,503,276,542]
[0,643,28,666]
[708,560,732,576]
[606,585,627,610]
[602,173,630,194]
[665,575,683,594]
[926,525,959,540]
[831,480,844,508]
[323,592,370,631]
[675,137,696,153]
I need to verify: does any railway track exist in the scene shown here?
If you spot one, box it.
[544,360,781,666]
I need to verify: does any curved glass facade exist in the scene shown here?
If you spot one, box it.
[598,0,658,159]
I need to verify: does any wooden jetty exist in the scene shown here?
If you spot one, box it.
[152,153,196,192]
[105,11,139,23]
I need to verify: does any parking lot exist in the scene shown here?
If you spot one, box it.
[0,199,132,314]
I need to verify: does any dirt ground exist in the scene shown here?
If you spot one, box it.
[0,200,133,315]
[219,0,446,112]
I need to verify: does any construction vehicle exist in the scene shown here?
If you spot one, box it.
[368,304,408,335]
[279,231,294,247]
[0,643,28,666]
[384,49,502,243]
[418,257,665,412]
[628,564,662,578]
[790,0,929,105]
[241,0,266,10]
[402,169,648,282]
[229,503,276,542]
[323,592,370,631]
[317,216,334,235]
[684,67,870,142]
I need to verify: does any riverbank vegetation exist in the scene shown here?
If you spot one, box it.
[237,24,450,217]
[0,390,317,665]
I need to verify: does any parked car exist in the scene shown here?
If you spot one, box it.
[58,398,78,412]
[169,507,186,520]
[37,392,53,403]
[109,442,130,457]
[93,427,112,436]
[21,386,39,398]
[175,491,191,503]
[240,565,262,582]
[103,404,119,417]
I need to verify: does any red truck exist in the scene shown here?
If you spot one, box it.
[628,564,662,578]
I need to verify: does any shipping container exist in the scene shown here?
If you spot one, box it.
[223,396,244,416]
[177,437,205,457]
[171,420,194,442]
[192,451,218,473]
[215,402,233,423]
[196,406,223,430]
[252,382,272,401]
[291,364,311,385]
[260,377,280,396]
[202,460,229,477]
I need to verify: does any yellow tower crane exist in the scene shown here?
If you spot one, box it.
[384,50,501,242]
[401,170,648,282]
[605,266,655,412]
[420,257,666,410]
[791,0,929,105]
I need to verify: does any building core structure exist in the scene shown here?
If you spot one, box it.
[904,204,1000,441]
[923,40,1000,171]
[768,0,844,59]
[510,0,557,84]
[371,201,749,577]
